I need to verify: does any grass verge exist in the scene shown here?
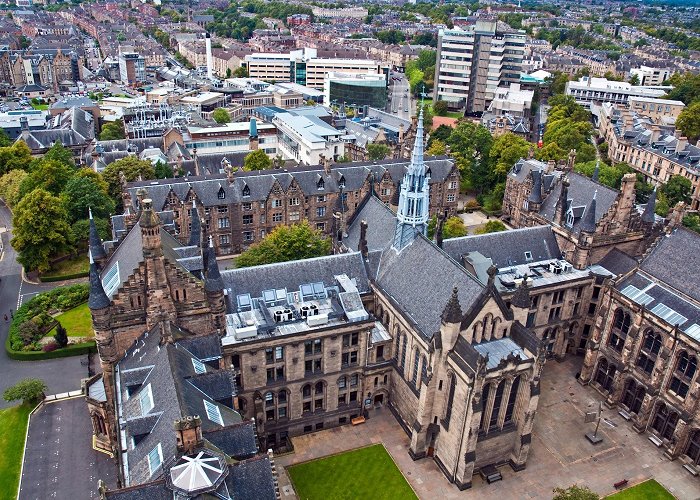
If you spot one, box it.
[288,444,417,500]
[47,303,93,338]
[0,404,32,499]
[41,254,89,281]
[606,479,675,499]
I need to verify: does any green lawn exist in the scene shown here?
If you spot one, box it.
[48,303,93,338]
[288,444,417,500]
[0,404,32,499]
[42,254,89,279]
[30,103,48,110]
[607,479,674,499]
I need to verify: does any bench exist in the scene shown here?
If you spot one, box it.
[617,409,631,421]
[684,463,699,476]
[613,479,628,489]
[648,434,663,447]
[351,416,366,426]
[480,464,502,484]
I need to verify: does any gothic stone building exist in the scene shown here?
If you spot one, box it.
[502,157,671,270]
[580,227,700,474]
[118,155,460,256]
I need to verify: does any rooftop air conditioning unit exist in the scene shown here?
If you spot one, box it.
[549,262,562,275]
[300,305,310,318]
[309,304,319,316]
[561,262,573,273]
[283,308,294,322]
[273,310,284,322]
[307,313,329,327]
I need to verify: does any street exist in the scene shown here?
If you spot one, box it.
[387,72,413,121]
[0,204,88,409]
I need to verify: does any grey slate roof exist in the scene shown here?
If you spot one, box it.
[597,248,637,277]
[441,226,561,270]
[224,455,277,500]
[204,420,258,460]
[374,235,484,339]
[344,195,397,252]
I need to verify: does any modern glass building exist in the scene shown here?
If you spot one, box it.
[324,72,387,109]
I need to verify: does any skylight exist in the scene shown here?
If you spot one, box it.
[203,400,224,426]
[139,384,154,415]
[148,443,163,476]
[192,358,206,374]
[621,285,654,306]
[650,303,687,326]
[102,262,120,297]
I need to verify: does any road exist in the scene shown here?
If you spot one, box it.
[387,73,413,121]
[0,204,88,409]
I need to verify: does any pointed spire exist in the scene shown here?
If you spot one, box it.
[204,236,224,292]
[88,208,106,261]
[510,279,531,309]
[441,286,462,324]
[592,159,600,183]
[407,107,425,177]
[88,250,111,310]
[528,169,543,204]
[188,198,201,247]
[642,186,657,224]
[580,190,597,233]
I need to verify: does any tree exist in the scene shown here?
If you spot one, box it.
[235,222,331,267]
[574,160,630,189]
[662,174,692,206]
[547,71,570,95]
[12,189,73,272]
[61,176,115,223]
[676,101,700,142]
[683,214,700,234]
[427,139,447,156]
[3,378,47,405]
[0,141,32,176]
[0,169,28,207]
[489,133,532,185]
[154,161,174,179]
[71,217,110,246]
[433,100,448,116]
[535,142,566,162]
[475,220,507,234]
[552,485,599,500]
[0,129,10,147]
[427,215,467,239]
[19,159,75,199]
[54,322,68,348]
[430,124,452,145]
[243,149,272,171]
[629,73,640,86]
[367,143,391,161]
[102,156,155,203]
[99,120,125,141]
[42,141,75,167]
[212,108,231,124]
[233,65,248,78]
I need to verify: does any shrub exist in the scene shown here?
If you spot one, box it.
[18,321,40,346]
[42,342,59,352]
[465,199,480,209]
[54,322,68,348]
[3,378,47,404]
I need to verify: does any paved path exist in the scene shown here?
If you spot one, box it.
[0,204,88,409]
[19,397,118,500]
[275,357,700,499]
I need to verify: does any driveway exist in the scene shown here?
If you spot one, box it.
[0,204,88,409]
[19,397,118,500]
[275,357,700,499]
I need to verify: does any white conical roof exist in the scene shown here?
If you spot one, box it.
[170,451,225,493]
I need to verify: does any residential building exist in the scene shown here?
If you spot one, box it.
[118,49,146,86]
[627,96,685,124]
[433,17,526,114]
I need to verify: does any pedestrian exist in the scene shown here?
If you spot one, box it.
[3,314,7,322]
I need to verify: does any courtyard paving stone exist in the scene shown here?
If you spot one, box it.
[275,358,700,499]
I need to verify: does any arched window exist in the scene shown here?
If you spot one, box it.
[609,309,630,352]
[595,358,616,392]
[443,374,456,428]
[652,403,679,440]
[543,329,557,355]
[302,384,312,398]
[411,349,420,387]
[489,379,507,428]
[685,430,700,466]
[315,381,324,395]
[393,329,400,360]
[504,376,521,425]
[482,314,492,341]
[636,330,662,375]
[421,355,428,384]
[670,351,697,398]
[264,391,274,407]
[400,335,408,370]
[479,384,491,432]
[621,379,645,414]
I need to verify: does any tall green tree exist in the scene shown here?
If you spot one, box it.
[99,120,125,141]
[102,156,155,203]
[235,222,331,267]
[427,139,446,156]
[19,159,75,199]
[41,141,75,168]
[427,215,467,239]
[243,149,272,171]
[0,141,32,175]
[489,133,532,184]
[0,169,28,207]
[367,143,391,161]
[662,174,692,206]
[61,176,115,223]
[11,189,73,272]
[154,161,174,179]
[212,108,231,124]
[0,129,11,147]
[54,322,68,348]
[676,101,700,142]
[574,160,630,189]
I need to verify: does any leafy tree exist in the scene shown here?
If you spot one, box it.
[662,174,692,206]
[427,215,467,239]
[154,161,174,179]
[433,100,448,116]
[427,139,447,156]
[0,129,10,147]
[102,156,155,203]
[489,133,532,185]
[683,214,700,234]
[552,485,599,500]
[212,108,231,124]
[475,220,507,234]
[0,169,28,207]
[233,65,248,77]
[535,142,566,162]
[676,101,700,142]
[75,167,109,193]
[54,322,68,348]
[19,159,75,199]
[42,141,75,168]
[99,120,125,141]
[0,141,32,176]
[367,143,391,161]
[574,160,630,189]
[61,176,115,223]
[235,222,331,267]
[629,73,640,86]
[664,72,700,105]
[430,124,453,144]
[3,378,47,405]
[243,149,272,171]
[12,189,74,272]
[447,122,493,194]
[547,71,570,95]
[71,217,110,246]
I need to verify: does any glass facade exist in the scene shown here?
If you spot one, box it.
[329,80,387,109]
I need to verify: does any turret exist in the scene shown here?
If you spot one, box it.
[528,169,543,210]
[188,198,201,247]
[579,191,597,234]
[440,286,462,349]
[204,237,226,333]
[89,208,107,266]
[641,186,657,225]
[510,280,531,310]
[139,198,162,257]
[556,176,569,226]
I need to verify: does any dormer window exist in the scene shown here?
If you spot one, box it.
[566,210,574,228]
[338,175,345,189]
[317,177,325,190]
[218,187,226,199]
[524,251,533,262]
[242,184,250,197]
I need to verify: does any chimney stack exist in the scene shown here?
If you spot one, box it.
[174,416,203,455]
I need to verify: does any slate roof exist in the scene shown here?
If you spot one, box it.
[344,195,397,252]
[204,420,258,460]
[597,248,637,277]
[224,455,277,500]
[374,235,484,339]
[441,226,561,270]
[19,107,94,150]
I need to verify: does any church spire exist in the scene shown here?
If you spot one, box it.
[88,250,111,310]
[392,108,430,250]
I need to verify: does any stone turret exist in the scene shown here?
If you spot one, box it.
[140,198,162,257]
[527,169,543,211]
[440,286,462,349]
[510,280,531,310]
[555,176,569,226]
[188,198,201,247]
[204,237,226,333]
[641,186,657,225]
[89,208,107,266]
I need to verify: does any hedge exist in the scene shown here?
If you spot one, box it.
[5,340,95,361]
[39,271,89,282]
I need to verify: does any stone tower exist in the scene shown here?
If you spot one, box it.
[204,237,226,335]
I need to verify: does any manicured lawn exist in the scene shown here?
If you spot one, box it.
[42,254,89,279]
[607,479,674,499]
[30,103,48,110]
[47,303,93,338]
[0,404,32,499]
[288,444,417,500]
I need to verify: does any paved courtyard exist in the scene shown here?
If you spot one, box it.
[276,358,700,500]
[19,397,118,500]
